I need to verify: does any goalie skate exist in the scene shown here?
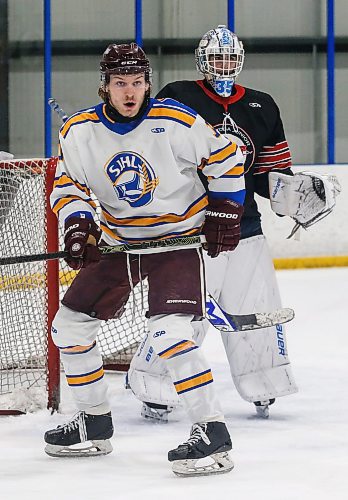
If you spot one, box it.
[168,422,234,477]
[254,398,275,419]
[141,402,174,423]
[44,411,113,457]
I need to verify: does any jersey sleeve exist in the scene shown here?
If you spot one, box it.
[50,131,97,225]
[179,114,246,205]
[253,99,293,199]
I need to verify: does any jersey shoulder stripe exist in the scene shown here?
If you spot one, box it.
[60,107,100,139]
[149,98,197,128]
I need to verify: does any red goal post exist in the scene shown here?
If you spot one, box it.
[0,157,146,415]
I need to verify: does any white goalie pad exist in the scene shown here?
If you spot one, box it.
[203,235,298,403]
[269,171,341,237]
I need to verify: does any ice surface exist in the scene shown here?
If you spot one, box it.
[0,268,347,500]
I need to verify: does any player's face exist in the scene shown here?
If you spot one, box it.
[107,74,149,117]
[208,53,237,75]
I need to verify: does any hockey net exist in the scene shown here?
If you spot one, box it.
[0,157,146,414]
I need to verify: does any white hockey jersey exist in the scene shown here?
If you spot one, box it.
[51,97,245,249]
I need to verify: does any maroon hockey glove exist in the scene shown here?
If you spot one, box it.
[203,198,244,258]
[64,217,102,270]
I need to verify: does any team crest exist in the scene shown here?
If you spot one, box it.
[105,151,159,207]
[215,123,255,174]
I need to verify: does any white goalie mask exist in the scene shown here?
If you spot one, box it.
[195,25,245,97]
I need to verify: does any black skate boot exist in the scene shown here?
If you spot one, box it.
[254,398,275,418]
[44,411,114,457]
[141,402,174,423]
[168,421,233,477]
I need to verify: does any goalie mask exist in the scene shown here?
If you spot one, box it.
[195,25,244,97]
[99,43,152,102]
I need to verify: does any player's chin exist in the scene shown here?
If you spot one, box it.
[123,103,139,117]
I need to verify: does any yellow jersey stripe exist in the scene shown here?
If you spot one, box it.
[222,165,244,177]
[61,112,100,138]
[52,196,97,215]
[208,142,238,165]
[148,107,195,127]
[101,196,208,227]
[100,223,201,242]
[100,222,124,241]
[53,175,91,196]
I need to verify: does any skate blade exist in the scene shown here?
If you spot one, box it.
[141,408,169,424]
[255,406,270,419]
[171,451,234,477]
[45,439,113,458]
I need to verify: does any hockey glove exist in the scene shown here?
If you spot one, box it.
[203,198,244,258]
[64,217,102,270]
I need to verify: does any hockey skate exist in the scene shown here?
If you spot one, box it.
[254,398,275,419]
[168,421,233,477]
[44,411,114,457]
[141,402,173,423]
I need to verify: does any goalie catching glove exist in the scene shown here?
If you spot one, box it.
[269,171,341,238]
[64,216,102,270]
[203,197,244,258]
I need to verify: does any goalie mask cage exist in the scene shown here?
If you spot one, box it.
[0,157,146,415]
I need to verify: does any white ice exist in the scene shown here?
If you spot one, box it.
[1,268,347,500]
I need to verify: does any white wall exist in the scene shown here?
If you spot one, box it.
[258,165,348,258]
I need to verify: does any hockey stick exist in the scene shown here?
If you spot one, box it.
[206,294,294,332]
[0,235,204,266]
[48,98,69,123]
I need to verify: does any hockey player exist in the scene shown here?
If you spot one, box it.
[127,26,297,421]
[127,25,340,422]
[44,42,245,476]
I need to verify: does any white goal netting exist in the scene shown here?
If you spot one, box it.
[0,158,146,413]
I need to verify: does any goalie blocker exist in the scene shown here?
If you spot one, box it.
[269,170,341,238]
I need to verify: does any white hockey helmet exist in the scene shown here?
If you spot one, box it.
[195,25,244,97]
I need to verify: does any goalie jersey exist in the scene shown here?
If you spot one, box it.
[156,81,293,239]
[51,97,245,248]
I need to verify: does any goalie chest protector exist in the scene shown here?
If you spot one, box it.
[157,80,293,238]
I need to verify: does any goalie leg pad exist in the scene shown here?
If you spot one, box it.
[128,332,180,407]
[128,317,212,409]
[204,235,298,402]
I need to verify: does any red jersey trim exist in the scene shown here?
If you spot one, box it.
[195,80,246,111]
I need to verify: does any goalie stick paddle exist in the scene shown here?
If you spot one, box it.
[0,235,204,266]
[206,294,294,332]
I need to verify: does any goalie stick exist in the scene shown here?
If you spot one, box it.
[206,294,294,332]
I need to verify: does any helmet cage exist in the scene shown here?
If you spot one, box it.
[195,45,244,80]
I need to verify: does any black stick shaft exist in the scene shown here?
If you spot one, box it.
[0,235,203,266]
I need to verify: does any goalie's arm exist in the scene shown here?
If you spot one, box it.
[253,99,293,200]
